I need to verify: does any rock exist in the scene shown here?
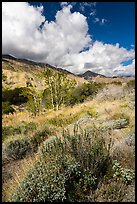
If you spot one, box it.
[76,117,94,125]
[125,132,135,146]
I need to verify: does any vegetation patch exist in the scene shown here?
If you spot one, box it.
[31,125,53,149]
[4,139,34,160]
[65,82,104,106]
[2,122,37,141]
[125,79,135,89]
[2,87,29,105]
[47,112,82,127]
[110,112,130,122]
[2,102,15,115]
[10,126,112,202]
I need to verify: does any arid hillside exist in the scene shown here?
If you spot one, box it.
[2,57,135,202]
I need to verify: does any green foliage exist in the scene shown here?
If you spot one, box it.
[125,132,135,146]
[111,112,130,121]
[47,113,80,127]
[2,101,15,115]
[5,139,34,160]
[31,125,53,148]
[10,125,112,202]
[126,79,135,89]
[2,87,28,105]
[65,82,103,106]
[110,81,122,86]
[21,86,44,116]
[2,72,7,82]
[112,160,135,184]
[101,118,129,132]
[87,108,98,118]
[43,68,76,110]
[2,126,14,140]
[2,122,37,141]
[112,119,129,129]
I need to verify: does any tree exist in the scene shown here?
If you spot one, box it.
[43,68,76,111]
[21,86,44,116]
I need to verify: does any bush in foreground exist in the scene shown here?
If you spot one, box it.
[10,125,112,202]
[10,126,134,202]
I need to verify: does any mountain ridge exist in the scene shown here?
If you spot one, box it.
[2,54,134,79]
[78,70,106,79]
[2,55,106,78]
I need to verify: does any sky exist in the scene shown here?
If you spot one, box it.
[2,2,135,77]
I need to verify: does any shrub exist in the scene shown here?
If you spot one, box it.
[2,126,14,140]
[87,108,98,118]
[2,72,7,82]
[10,125,112,202]
[126,80,135,89]
[112,119,129,129]
[31,125,53,149]
[47,113,80,127]
[110,81,122,86]
[2,122,37,140]
[125,132,135,146]
[2,102,15,114]
[5,139,33,160]
[112,160,135,184]
[65,82,103,106]
[93,179,127,202]
[101,118,129,132]
[111,112,130,121]
[2,87,28,105]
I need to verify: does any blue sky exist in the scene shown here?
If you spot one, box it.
[2,2,135,76]
[30,2,135,50]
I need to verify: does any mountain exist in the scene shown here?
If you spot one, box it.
[2,55,107,80]
[78,70,106,80]
[2,54,79,76]
[2,54,87,89]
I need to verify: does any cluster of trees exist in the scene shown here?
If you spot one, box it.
[65,81,103,106]
[2,68,103,116]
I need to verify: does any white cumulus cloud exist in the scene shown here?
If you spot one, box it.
[2,2,135,77]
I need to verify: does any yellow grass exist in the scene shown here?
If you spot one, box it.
[3,153,40,202]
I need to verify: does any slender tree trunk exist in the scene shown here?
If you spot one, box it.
[48,78,54,110]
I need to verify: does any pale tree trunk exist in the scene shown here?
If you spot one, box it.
[48,78,54,110]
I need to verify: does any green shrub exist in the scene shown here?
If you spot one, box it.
[2,126,14,140]
[111,112,130,121]
[101,119,129,131]
[110,81,122,86]
[5,139,33,160]
[125,132,135,146]
[87,108,98,118]
[112,160,135,184]
[2,73,7,82]
[2,122,37,140]
[126,80,135,89]
[65,82,103,106]
[2,87,29,105]
[47,113,80,127]
[2,102,15,114]
[31,125,52,148]
[112,119,129,129]
[10,125,112,202]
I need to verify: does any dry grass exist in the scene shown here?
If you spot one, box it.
[2,153,40,202]
[2,58,135,202]
[2,111,32,127]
